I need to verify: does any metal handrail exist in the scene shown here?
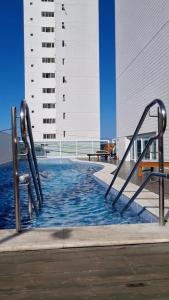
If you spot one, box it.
[105,99,167,225]
[11,107,21,233]
[121,172,169,215]
[20,100,43,207]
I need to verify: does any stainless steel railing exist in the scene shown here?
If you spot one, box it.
[11,101,43,232]
[20,100,43,207]
[11,107,21,232]
[121,172,169,216]
[105,99,167,225]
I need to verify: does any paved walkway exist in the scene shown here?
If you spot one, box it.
[1,243,169,299]
[1,223,169,252]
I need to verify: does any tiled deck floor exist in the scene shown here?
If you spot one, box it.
[1,243,169,300]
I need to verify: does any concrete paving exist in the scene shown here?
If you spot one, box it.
[1,223,169,252]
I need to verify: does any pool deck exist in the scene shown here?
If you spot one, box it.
[1,223,169,252]
[1,159,169,252]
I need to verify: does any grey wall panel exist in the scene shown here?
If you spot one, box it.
[115,0,169,160]
[0,133,12,164]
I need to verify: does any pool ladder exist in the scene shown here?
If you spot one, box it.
[105,99,168,226]
[11,100,43,233]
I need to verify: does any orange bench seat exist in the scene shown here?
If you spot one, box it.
[138,161,169,176]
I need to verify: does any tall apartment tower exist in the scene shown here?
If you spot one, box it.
[115,0,169,161]
[24,0,100,142]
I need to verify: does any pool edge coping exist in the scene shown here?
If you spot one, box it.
[0,223,169,252]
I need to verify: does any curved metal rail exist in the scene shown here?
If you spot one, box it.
[105,99,167,225]
[20,100,43,207]
[121,172,169,216]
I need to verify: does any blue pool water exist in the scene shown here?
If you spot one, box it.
[0,159,146,229]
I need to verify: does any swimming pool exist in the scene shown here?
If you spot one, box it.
[0,159,147,229]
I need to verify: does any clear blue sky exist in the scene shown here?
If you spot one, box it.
[0,0,116,139]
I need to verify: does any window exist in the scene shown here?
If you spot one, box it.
[42,42,54,48]
[31,95,34,98]
[63,94,65,101]
[62,58,65,65]
[32,110,34,113]
[63,131,66,138]
[30,33,33,36]
[30,2,33,5]
[31,49,34,51]
[63,76,66,83]
[43,103,55,108]
[62,4,65,11]
[42,73,55,78]
[30,18,33,20]
[63,113,66,119]
[42,12,54,17]
[43,134,56,139]
[41,0,54,2]
[62,40,65,47]
[31,79,34,82]
[32,126,34,128]
[43,88,55,93]
[62,22,65,29]
[43,118,56,124]
[42,27,54,32]
[42,57,55,63]
[31,64,34,67]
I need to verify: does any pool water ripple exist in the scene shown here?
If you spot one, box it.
[0,159,146,229]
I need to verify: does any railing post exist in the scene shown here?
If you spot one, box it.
[158,108,165,225]
[11,107,21,233]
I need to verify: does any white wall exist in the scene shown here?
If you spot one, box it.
[0,133,12,164]
[116,136,130,161]
[115,0,169,160]
[24,0,100,142]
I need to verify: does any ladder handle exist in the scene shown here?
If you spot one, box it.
[105,99,167,198]
[20,100,43,205]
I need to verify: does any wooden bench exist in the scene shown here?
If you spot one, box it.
[138,161,169,177]
[87,152,110,161]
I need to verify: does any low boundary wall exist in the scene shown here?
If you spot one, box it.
[0,133,12,164]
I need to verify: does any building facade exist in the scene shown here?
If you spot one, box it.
[24,0,100,142]
[115,0,169,161]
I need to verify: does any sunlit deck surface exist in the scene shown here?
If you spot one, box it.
[1,243,169,299]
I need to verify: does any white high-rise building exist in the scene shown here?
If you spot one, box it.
[115,0,169,161]
[23,0,100,142]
